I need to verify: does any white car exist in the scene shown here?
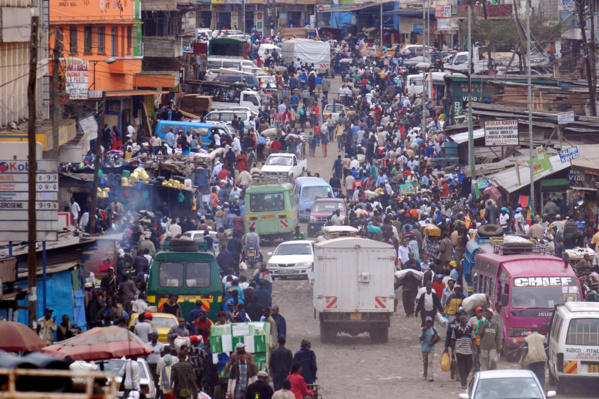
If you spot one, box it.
[459,369,555,399]
[182,230,218,252]
[261,153,307,181]
[267,240,314,279]
[95,358,156,399]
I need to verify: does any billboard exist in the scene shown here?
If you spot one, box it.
[65,58,89,100]
[484,120,519,146]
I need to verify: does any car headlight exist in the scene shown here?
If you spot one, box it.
[296,262,312,267]
[309,216,317,222]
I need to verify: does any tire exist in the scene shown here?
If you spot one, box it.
[168,239,198,252]
[477,224,504,237]
[320,323,336,344]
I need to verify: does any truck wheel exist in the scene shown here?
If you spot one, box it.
[371,328,388,344]
[320,324,336,344]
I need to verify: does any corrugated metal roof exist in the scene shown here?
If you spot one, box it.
[571,144,599,170]
[449,128,485,144]
[487,154,570,193]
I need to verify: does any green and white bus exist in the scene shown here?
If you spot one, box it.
[244,183,298,241]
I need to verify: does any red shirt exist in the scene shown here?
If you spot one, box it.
[232,216,244,231]
[433,282,445,299]
[287,373,313,399]
[313,125,321,135]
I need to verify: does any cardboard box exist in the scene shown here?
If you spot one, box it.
[211,324,232,337]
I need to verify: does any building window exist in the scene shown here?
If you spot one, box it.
[127,26,132,55]
[111,27,116,56]
[97,26,105,54]
[84,26,92,54]
[69,26,77,55]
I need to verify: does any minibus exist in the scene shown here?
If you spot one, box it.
[244,183,298,241]
[293,177,333,222]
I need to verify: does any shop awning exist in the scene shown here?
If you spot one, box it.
[105,90,169,97]
[449,128,485,144]
[540,178,571,192]
[488,154,571,193]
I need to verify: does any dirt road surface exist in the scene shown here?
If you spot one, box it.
[246,76,595,398]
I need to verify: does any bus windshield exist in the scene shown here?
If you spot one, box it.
[249,192,285,212]
[511,277,579,309]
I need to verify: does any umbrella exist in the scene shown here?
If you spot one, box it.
[41,326,152,361]
[0,321,47,352]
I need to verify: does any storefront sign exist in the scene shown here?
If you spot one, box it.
[559,146,580,163]
[557,111,575,125]
[435,5,452,18]
[484,120,518,146]
[529,146,553,176]
[513,277,573,287]
[65,58,89,100]
[568,169,585,182]
[558,0,575,11]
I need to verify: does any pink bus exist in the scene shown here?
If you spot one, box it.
[473,249,581,361]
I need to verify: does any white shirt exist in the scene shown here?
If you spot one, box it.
[169,223,182,237]
[119,360,141,390]
[79,212,90,229]
[330,214,344,226]
[398,245,410,263]
[134,321,153,343]
[70,201,81,219]
[350,159,360,170]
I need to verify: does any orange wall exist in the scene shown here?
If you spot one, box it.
[50,0,142,92]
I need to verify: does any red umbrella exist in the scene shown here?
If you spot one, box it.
[41,325,152,361]
[0,321,47,352]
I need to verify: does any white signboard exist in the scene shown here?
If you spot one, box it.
[484,120,519,146]
[0,160,59,241]
[557,111,575,125]
[79,115,98,140]
[558,0,575,11]
[65,58,89,100]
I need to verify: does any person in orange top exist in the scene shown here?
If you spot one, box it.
[287,363,313,399]
[210,187,219,211]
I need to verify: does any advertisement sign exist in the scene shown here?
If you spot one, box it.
[435,5,452,18]
[559,146,580,163]
[65,58,89,100]
[557,111,575,125]
[529,147,553,176]
[484,120,519,146]
[568,169,584,182]
[558,0,575,11]
[437,18,458,31]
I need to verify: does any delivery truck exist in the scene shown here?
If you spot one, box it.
[313,237,396,344]
[281,38,333,76]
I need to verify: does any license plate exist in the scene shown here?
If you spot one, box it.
[350,313,362,320]
[588,363,599,373]
[248,251,255,256]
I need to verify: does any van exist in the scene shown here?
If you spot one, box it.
[205,108,256,131]
[244,183,298,241]
[406,72,449,98]
[147,240,223,322]
[548,302,599,393]
[293,177,333,222]
[472,245,581,360]
[214,73,259,91]
[154,120,232,149]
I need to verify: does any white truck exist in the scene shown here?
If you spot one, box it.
[313,237,396,344]
[212,90,262,114]
[281,39,332,76]
[260,153,307,181]
[443,47,488,74]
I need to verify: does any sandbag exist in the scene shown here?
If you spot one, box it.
[174,337,191,352]
[462,293,490,314]
[394,269,424,282]
[435,312,448,328]
[440,351,451,372]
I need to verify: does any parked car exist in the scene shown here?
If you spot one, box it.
[128,312,178,344]
[307,198,347,237]
[95,358,156,399]
[267,240,314,279]
[458,369,556,399]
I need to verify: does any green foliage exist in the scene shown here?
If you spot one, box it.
[457,16,565,51]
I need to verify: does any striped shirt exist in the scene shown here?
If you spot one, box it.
[451,324,475,355]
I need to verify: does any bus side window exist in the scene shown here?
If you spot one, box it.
[497,281,502,302]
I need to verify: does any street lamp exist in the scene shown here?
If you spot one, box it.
[89,57,116,89]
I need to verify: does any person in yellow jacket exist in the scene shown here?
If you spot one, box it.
[443,285,465,322]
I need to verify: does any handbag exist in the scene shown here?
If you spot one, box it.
[440,351,451,372]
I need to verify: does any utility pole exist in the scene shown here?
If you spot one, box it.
[380,0,383,48]
[421,0,428,136]
[242,0,246,37]
[576,0,597,116]
[27,16,39,328]
[89,95,106,235]
[50,29,61,159]
[467,3,475,187]
[526,0,535,212]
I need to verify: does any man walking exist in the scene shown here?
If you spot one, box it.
[519,325,548,389]
[245,370,274,399]
[227,350,258,399]
[478,308,503,371]
[415,281,443,327]
[419,316,440,382]
[270,336,293,391]
[451,314,476,389]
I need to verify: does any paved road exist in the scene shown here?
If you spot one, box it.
[246,75,594,398]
